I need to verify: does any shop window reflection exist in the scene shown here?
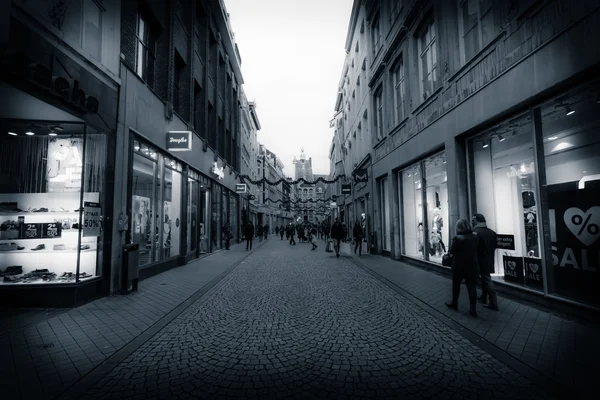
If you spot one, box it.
[132,152,158,267]
[401,164,423,259]
[425,152,448,264]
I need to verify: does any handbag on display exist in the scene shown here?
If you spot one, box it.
[442,253,453,267]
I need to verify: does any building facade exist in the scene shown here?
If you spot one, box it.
[330,0,374,247]
[0,0,121,306]
[239,92,261,228]
[361,0,600,309]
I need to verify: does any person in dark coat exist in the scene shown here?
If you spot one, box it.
[288,224,296,245]
[330,218,344,258]
[257,224,263,242]
[263,224,269,240]
[472,213,499,310]
[223,222,232,250]
[353,219,364,256]
[279,225,285,240]
[445,218,480,317]
[244,221,254,251]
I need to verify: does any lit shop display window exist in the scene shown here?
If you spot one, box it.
[400,151,448,264]
[468,112,543,290]
[0,120,106,284]
[541,79,600,305]
[132,139,182,267]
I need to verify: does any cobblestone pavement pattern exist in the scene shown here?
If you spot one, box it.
[82,240,554,399]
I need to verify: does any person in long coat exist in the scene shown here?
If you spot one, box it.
[244,221,254,251]
[472,213,499,310]
[445,218,480,317]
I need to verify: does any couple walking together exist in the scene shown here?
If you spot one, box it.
[445,213,499,318]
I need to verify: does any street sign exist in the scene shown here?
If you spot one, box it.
[341,184,351,195]
[235,183,247,193]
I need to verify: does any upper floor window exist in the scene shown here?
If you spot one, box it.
[83,0,102,61]
[374,86,384,141]
[417,16,438,100]
[458,0,494,63]
[136,14,157,87]
[389,0,403,25]
[371,12,381,56]
[174,52,185,115]
[392,57,405,124]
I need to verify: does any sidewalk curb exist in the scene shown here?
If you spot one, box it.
[345,255,575,400]
[55,238,270,400]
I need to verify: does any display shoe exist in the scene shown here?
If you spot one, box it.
[79,272,89,278]
[3,275,21,283]
[16,246,24,250]
[31,244,45,251]
[80,244,91,251]
[34,208,48,212]
[72,223,80,229]
[53,244,67,251]
[0,243,18,251]
[62,222,71,230]
[42,273,57,282]
[1,266,23,276]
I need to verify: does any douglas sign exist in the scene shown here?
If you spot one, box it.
[166,131,192,151]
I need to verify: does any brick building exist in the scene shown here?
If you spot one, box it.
[357,0,600,309]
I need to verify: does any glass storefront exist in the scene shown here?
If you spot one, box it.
[468,113,542,289]
[211,182,222,251]
[0,120,107,284]
[400,151,448,264]
[132,138,182,267]
[541,79,600,305]
[187,170,200,254]
[378,177,391,251]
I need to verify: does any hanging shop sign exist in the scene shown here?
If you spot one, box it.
[2,52,99,114]
[354,168,369,183]
[496,234,515,250]
[547,183,600,303]
[502,255,524,284]
[166,131,192,151]
[211,162,225,180]
[83,202,101,237]
[523,257,543,289]
[341,184,352,195]
[235,184,247,193]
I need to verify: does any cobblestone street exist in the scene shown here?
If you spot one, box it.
[73,239,556,399]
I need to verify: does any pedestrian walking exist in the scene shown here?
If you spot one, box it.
[342,223,348,243]
[257,224,263,242]
[244,221,254,250]
[445,219,480,317]
[310,226,318,250]
[472,213,499,311]
[279,225,285,240]
[353,219,364,256]
[263,224,269,240]
[223,222,232,250]
[288,224,296,245]
[331,218,344,258]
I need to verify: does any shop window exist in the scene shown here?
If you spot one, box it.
[468,112,541,290]
[163,157,182,259]
[0,120,106,284]
[378,177,391,251]
[400,151,447,263]
[211,183,222,250]
[173,52,185,117]
[187,176,199,253]
[374,86,384,141]
[541,80,600,305]
[132,143,159,267]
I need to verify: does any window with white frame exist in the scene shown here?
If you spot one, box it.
[458,0,494,63]
[136,13,157,87]
[417,16,437,101]
[374,86,384,141]
[371,12,381,55]
[392,57,405,125]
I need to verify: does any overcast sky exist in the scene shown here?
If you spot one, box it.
[223,0,353,178]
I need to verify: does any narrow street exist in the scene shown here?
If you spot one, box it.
[60,238,557,399]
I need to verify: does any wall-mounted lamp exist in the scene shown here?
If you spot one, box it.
[8,132,17,136]
[498,135,505,142]
[548,136,558,141]
[25,130,35,136]
[482,140,489,148]
[566,106,575,116]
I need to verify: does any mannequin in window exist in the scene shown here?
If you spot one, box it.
[417,222,424,255]
[431,207,446,255]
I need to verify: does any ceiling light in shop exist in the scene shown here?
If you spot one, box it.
[8,132,17,136]
[566,106,575,116]
[498,135,505,142]
[134,145,140,150]
[552,142,574,152]
[49,132,57,136]
[482,141,489,148]
[25,131,34,136]
[548,136,558,140]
